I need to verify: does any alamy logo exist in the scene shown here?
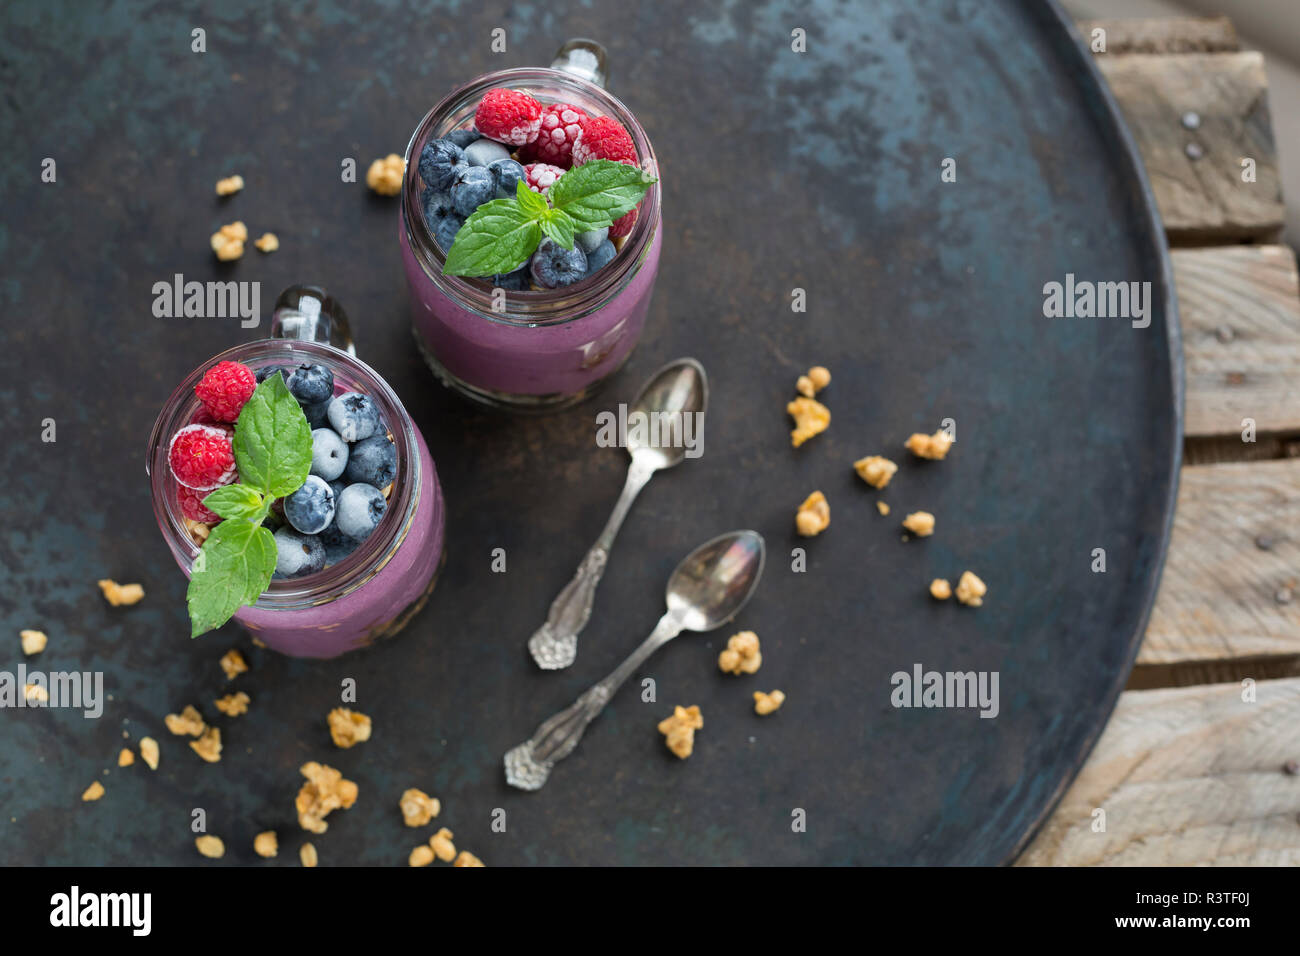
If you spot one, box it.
[152,273,261,328]
[595,405,704,459]
[50,886,151,936]
[1042,273,1151,329]
[890,663,999,718]
[0,666,103,717]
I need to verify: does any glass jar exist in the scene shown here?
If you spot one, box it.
[400,43,662,412]
[145,293,445,659]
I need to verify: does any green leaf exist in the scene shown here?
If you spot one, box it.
[539,208,576,249]
[186,520,277,638]
[202,484,266,521]
[443,199,544,278]
[232,375,313,498]
[515,180,548,216]
[548,159,656,230]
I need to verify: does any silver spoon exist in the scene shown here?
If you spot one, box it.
[527,358,709,670]
[506,529,765,791]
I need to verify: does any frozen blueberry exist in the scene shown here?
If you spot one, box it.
[422,186,455,227]
[583,239,617,277]
[336,483,387,541]
[464,138,511,167]
[418,138,466,191]
[447,128,482,149]
[530,237,588,288]
[284,475,336,535]
[344,434,397,487]
[490,261,531,290]
[434,213,464,251]
[575,227,608,254]
[318,521,358,566]
[450,165,496,217]
[273,528,326,578]
[286,363,334,406]
[327,392,380,442]
[310,427,349,481]
[488,158,525,198]
[256,365,289,384]
[303,399,330,429]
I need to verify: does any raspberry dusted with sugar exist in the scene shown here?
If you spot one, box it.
[524,103,588,168]
[523,163,565,196]
[474,88,543,147]
[571,115,636,166]
[194,361,256,423]
[168,424,238,491]
[178,485,223,525]
[609,207,638,239]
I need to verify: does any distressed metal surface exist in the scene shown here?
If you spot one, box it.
[0,0,1179,865]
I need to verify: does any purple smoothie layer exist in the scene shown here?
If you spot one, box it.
[403,222,661,397]
[233,427,444,658]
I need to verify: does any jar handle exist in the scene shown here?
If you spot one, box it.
[269,284,356,356]
[550,39,609,89]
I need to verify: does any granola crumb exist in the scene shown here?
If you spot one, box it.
[753,689,786,716]
[876,501,891,516]
[300,842,318,867]
[219,649,248,680]
[429,827,456,862]
[210,221,247,261]
[139,737,160,770]
[795,490,830,537]
[327,707,372,748]
[808,365,831,391]
[183,518,211,545]
[82,780,105,802]
[657,705,703,759]
[117,748,134,767]
[24,683,48,703]
[409,844,435,867]
[905,430,953,461]
[215,174,244,196]
[214,692,250,717]
[366,154,406,196]
[164,705,206,737]
[253,232,279,253]
[189,727,223,763]
[296,762,358,834]
[399,788,441,827]
[955,571,987,608]
[454,850,485,867]
[930,578,952,600]
[718,631,762,675]
[787,397,830,447]
[97,579,144,606]
[796,375,815,397]
[902,511,935,537]
[254,831,278,858]
[854,455,898,490]
[20,629,47,655]
[195,835,225,858]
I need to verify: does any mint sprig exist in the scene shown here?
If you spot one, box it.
[442,159,656,278]
[185,375,313,638]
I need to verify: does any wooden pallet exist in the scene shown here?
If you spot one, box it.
[1020,17,1300,866]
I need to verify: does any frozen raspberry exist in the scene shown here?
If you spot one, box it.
[194,361,256,423]
[571,115,636,167]
[178,485,223,525]
[474,88,543,147]
[608,206,638,239]
[523,163,565,196]
[168,424,238,491]
[522,103,588,168]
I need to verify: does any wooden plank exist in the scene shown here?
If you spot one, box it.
[1174,245,1300,438]
[1094,52,1284,243]
[1018,678,1300,866]
[1076,17,1240,55]
[1185,434,1300,466]
[1139,458,1300,666]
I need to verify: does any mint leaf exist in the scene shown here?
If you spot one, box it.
[549,159,655,230]
[202,484,266,521]
[186,520,277,638]
[443,199,544,277]
[539,208,576,249]
[232,375,312,498]
[516,180,548,216]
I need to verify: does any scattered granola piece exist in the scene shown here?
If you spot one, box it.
[254,831,278,858]
[117,748,134,767]
[139,737,160,770]
[215,692,250,717]
[215,174,244,196]
[429,827,456,862]
[98,579,144,606]
[718,630,762,675]
[808,366,831,391]
[905,430,953,460]
[796,375,815,397]
[876,501,891,516]
[300,842,318,867]
[210,221,247,261]
[454,850,485,867]
[854,455,898,490]
[753,690,786,716]
[219,649,248,680]
[902,511,935,537]
[409,845,435,867]
[366,153,406,196]
[183,518,211,545]
[164,705,206,737]
[296,762,359,834]
[82,781,105,802]
[795,491,830,537]
[399,788,441,827]
[955,571,987,608]
[787,397,830,447]
[658,705,703,759]
[930,578,952,600]
[327,707,372,748]
[195,835,225,858]
[20,630,47,655]
[190,727,223,763]
[24,684,48,703]
[253,232,279,253]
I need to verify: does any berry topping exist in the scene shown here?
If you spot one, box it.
[194,361,256,423]
[463,138,511,167]
[418,138,467,192]
[584,239,617,277]
[575,227,608,253]
[168,424,238,491]
[284,475,336,535]
[450,165,496,217]
[530,237,588,289]
[523,162,565,196]
[446,128,482,149]
[327,392,381,442]
[336,483,387,541]
[474,88,543,146]
[310,428,349,482]
[273,528,326,578]
[487,158,525,198]
[177,485,222,525]
[285,363,334,406]
[524,103,588,168]
[343,434,398,488]
[608,206,638,239]
[571,115,636,167]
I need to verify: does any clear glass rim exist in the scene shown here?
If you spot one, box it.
[400,66,660,329]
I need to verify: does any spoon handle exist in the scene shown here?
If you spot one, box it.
[506,612,684,791]
[527,457,655,670]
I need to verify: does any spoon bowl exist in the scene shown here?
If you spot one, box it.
[666,530,766,632]
[627,357,709,470]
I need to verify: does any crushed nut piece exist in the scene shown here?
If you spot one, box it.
[300,842,318,867]
[98,579,144,606]
[215,174,244,196]
[808,366,831,391]
[753,689,786,715]
[24,683,48,703]
[854,455,898,489]
[905,430,953,460]
[219,649,248,680]
[454,850,485,867]
[296,762,359,834]
[658,705,703,759]
[796,375,815,397]
[876,501,891,516]
[787,397,830,447]
[366,153,406,196]
[718,630,762,675]
[210,221,247,261]
[118,748,134,767]
[82,781,105,802]
[254,831,278,858]
[409,845,435,867]
[399,788,441,827]
[253,232,279,253]
[955,571,987,607]
[327,707,372,748]
[164,705,206,737]
[139,737,160,770]
[183,518,211,545]
[190,726,223,763]
[930,578,952,600]
[795,491,830,537]
[215,692,250,717]
[902,511,935,537]
[20,629,47,655]
[195,835,225,858]
[429,827,456,862]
